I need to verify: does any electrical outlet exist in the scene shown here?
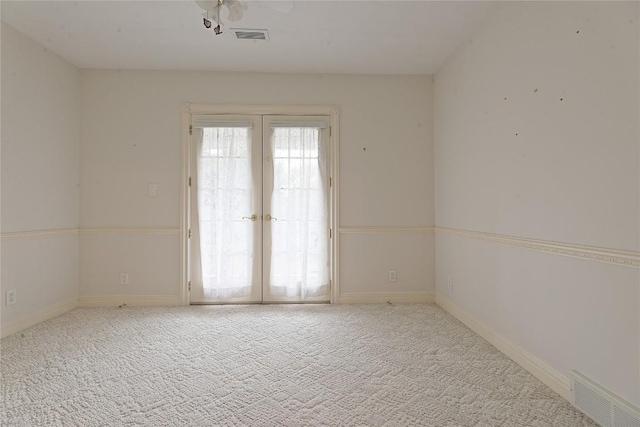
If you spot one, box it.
[388,269,397,282]
[447,276,454,292]
[6,289,17,306]
[120,273,129,285]
[148,184,158,197]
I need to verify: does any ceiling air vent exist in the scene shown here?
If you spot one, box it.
[232,29,270,41]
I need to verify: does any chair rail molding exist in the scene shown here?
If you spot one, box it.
[339,226,435,234]
[435,227,639,269]
[0,228,79,241]
[79,227,180,236]
[1,227,182,241]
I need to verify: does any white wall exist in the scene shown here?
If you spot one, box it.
[79,71,434,300]
[1,22,81,331]
[434,1,639,405]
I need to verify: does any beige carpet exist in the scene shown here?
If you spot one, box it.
[1,304,596,426]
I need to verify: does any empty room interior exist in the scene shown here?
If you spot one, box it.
[1,0,639,425]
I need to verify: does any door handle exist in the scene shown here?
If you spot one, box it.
[242,215,258,221]
[265,214,278,221]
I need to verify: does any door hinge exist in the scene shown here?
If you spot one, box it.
[329,228,332,239]
[188,281,192,292]
[329,177,332,187]
[329,126,332,137]
[189,177,192,187]
[188,229,192,239]
[189,125,192,135]
[329,280,332,290]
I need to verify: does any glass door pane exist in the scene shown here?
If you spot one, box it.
[190,115,262,303]
[263,116,330,302]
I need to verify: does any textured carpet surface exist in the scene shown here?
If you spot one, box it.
[1,304,596,426]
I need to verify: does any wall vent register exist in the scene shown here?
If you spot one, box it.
[571,371,640,427]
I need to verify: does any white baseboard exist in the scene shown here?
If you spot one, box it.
[1,297,79,339]
[78,295,183,307]
[339,292,435,304]
[435,293,571,401]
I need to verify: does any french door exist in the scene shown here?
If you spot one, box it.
[189,114,331,304]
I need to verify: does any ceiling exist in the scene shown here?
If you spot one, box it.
[1,1,498,75]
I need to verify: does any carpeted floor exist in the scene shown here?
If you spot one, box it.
[1,304,596,426]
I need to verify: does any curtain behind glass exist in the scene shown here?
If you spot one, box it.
[197,127,254,299]
[269,127,329,298]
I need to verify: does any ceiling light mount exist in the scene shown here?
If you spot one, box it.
[196,0,248,35]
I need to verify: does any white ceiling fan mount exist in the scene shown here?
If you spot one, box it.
[197,0,246,34]
[196,0,293,35]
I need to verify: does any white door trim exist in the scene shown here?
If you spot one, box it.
[180,103,340,305]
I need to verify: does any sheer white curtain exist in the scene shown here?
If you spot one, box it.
[269,127,329,298]
[197,127,254,299]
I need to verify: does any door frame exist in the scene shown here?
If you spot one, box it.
[179,103,340,305]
